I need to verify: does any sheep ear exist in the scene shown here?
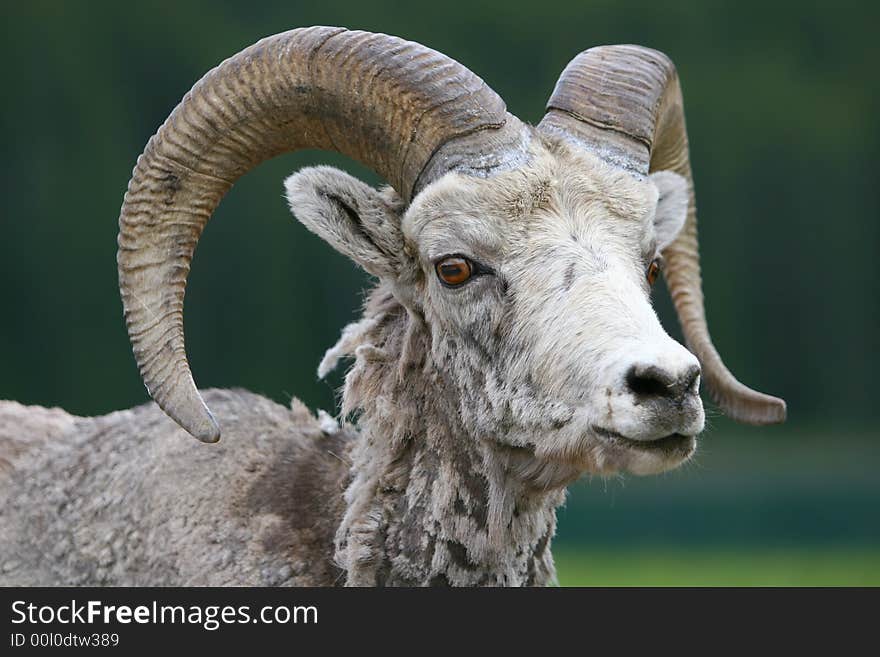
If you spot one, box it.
[649,170,689,250]
[284,166,405,279]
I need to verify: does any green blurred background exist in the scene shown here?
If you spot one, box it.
[2,1,877,585]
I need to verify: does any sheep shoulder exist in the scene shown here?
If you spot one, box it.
[0,389,354,586]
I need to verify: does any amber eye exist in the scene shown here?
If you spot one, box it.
[646,258,661,286]
[436,256,473,287]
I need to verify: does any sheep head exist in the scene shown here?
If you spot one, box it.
[117,29,786,478]
[286,140,702,477]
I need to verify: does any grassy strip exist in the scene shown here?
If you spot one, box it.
[553,546,880,586]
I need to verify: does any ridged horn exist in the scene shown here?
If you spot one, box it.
[538,45,785,425]
[118,27,524,442]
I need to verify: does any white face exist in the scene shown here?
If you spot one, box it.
[402,144,704,481]
[286,140,706,487]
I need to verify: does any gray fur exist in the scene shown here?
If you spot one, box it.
[0,391,350,586]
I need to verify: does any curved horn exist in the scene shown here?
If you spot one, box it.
[118,27,525,442]
[537,45,785,425]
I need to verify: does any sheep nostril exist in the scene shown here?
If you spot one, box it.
[626,363,701,403]
[626,365,672,398]
[683,366,701,394]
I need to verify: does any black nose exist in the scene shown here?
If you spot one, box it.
[626,363,700,404]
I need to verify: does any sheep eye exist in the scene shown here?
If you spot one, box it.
[646,257,661,286]
[436,256,473,287]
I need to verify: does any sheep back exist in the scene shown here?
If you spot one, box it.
[0,389,353,586]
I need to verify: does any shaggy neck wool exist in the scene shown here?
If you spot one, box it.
[326,286,565,586]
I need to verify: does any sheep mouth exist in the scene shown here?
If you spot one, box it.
[592,426,695,454]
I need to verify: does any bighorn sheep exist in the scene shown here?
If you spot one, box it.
[0,27,785,586]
